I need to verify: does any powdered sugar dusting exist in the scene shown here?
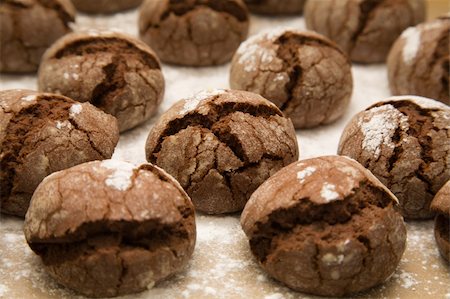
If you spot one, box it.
[359,104,409,159]
[180,89,225,115]
[55,121,72,130]
[320,183,339,202]
[20,95,36,102]
[101,159,135,191]
[401,26,421,64]
[297,166,316,182]
[69,104,82,117]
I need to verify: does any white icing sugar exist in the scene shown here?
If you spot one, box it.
[20,95,36,102]
[322,253,345,265]
[296,166,316,182]
[180,89,225,115]
[63,72,70,80]
[101,160,135,191]
[55,121,72,130]
[320,183,339,202]
[387,95,449,110]
[72,73,79,80]
[0,283,7,297]
[401,26,421,64]
[359,104,409,159]
[394,270,418,289]
[69,104,83,116]
[264,293,284,299]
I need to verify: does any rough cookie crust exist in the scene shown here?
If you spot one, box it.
[0,0,75,73]
[72,0,142,14]
[145,89,299,214]
[0,89,119,217]
[338,96,450,219]
[230,29,353,129]
[244,0,305,15]
[430,181,450,261]
[304,0,425,63]
[138,0,249,66]
[241,156,406,297]
[38,31,165,132]
[24,160,196,298]
[387,16,450,105]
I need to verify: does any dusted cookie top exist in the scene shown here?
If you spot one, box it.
[138,0,249,66]
[38,31,165,132]
[244,0,305,15]
[230,29,353,128]
[388,16,450,105]
[304,0,425,63]
[146,89,299,214]
[0,89,119,217]
[0,0,75,73]
[241,156,406,297]
[72,0,142,14]
[24,160,196,297]
[338,96,450,219]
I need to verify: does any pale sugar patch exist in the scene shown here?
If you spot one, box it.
[63,72,70,80]
[180,89,225,115]
[297,166,316,182]
[401,26,421,64]
[264,293,284,299]
[69,103,82,117]
[359,104,409,159]
[72,73,79,80]
[321,183,339,202]
[388,95,449,110]
[55,121,72,129]
[20,95,36,102]
[101,160,135,191]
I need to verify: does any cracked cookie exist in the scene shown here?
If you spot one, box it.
[241,155,406,297]
[71,0,142,14]
[338,96,450,219]
[230,29,353,129]
[244,0,305,15]
[145,89,299,214]
[0,0,75,73]
[38,31,165,132]
[138,0,249,66]
[24,160,196,297]
[304,0,425,63]
[0,89,119,217]
[431,181,449,262]
[387,16,450,105]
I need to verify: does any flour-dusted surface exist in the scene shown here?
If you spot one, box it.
[0,9,448,299]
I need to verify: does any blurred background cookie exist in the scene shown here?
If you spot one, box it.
[138,0,249,66]
[0,0,75,73]
[431,181,449,261]
[230,29,353,129]
[244,0,305,15]
[145,89,299,214]
[0,90,119,217]
[38,31,165,132]
[71,0,143,14]
[304,0,425,63]
[338,96,450,219]
[388,16,449,105]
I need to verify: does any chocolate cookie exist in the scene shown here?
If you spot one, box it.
[138,0,249,66]
[0,0,75,73]
[387,16,450,105]
[244,0,305,15]
[430,181,450,262]
[38,31,165,132]
[338,96,450,219]
[230,29,353,129]
[241,156,406,297]
[24,160,196,297]
[0,89,119,217]
[145,89,299,214]
[71,0,142,14]
[304,0,425,63]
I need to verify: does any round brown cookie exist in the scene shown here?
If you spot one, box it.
[38,31,165,132]
[71,0,142,14]
[230,29,353,129]
[0,89,119,217]
[0,0,75,73]
[24,160,196,298]
[241,155,406,297]
[244,0,305,15]
[145,89,299,214]
[138,0,249,66]
[304,0,425,63]
[430,181,450,262]
[387,16,450,105]
[338,96,450,219]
